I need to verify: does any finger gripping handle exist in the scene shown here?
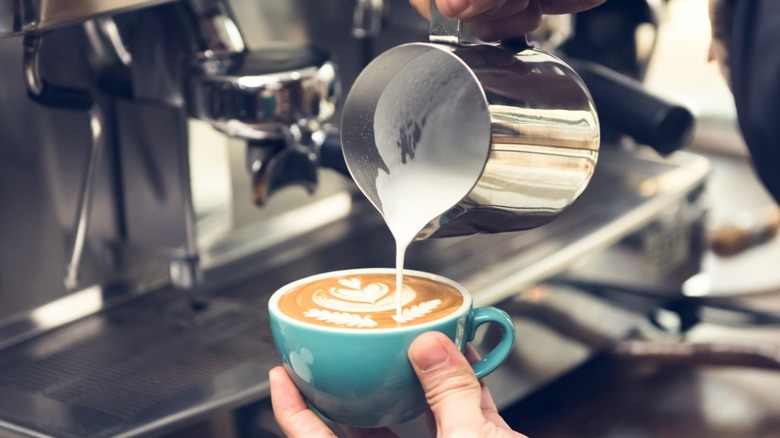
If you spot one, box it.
[428,1,531,49]
[429,0,463,44]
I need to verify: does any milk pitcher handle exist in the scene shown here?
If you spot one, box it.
[429,1,463,44]
[428,1,531,50]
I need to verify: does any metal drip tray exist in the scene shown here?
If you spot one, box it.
[0,148,710,437]
[0,293,278,438]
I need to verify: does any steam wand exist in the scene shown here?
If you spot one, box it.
[23,33,100,290]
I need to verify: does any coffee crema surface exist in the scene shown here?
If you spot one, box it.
[277,273,464,329]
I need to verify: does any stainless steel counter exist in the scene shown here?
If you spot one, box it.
[0,147,710,437]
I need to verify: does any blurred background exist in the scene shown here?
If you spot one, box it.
[646,0,780,297]
[505,1,780,436]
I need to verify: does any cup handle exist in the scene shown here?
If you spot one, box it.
[469,307,515,379]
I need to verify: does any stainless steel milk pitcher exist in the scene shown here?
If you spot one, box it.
[341,2,600,239]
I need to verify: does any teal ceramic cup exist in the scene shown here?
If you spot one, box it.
[268,268,515,428]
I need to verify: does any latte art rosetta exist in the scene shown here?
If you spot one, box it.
[312,277,416,312]
[278,273,464,329]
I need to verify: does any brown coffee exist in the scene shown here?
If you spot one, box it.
[277,273,464,329]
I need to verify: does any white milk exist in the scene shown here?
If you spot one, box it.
[378,169,472,317]
[370,49,491,317]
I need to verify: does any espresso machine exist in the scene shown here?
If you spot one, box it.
[0,1,713,436]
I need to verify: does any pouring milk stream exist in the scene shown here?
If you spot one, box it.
[341,5,600,319]
[371,55,489,318]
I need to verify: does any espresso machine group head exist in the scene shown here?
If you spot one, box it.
[188,43,339,206]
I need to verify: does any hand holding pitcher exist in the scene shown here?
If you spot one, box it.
[408,0,607,41]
